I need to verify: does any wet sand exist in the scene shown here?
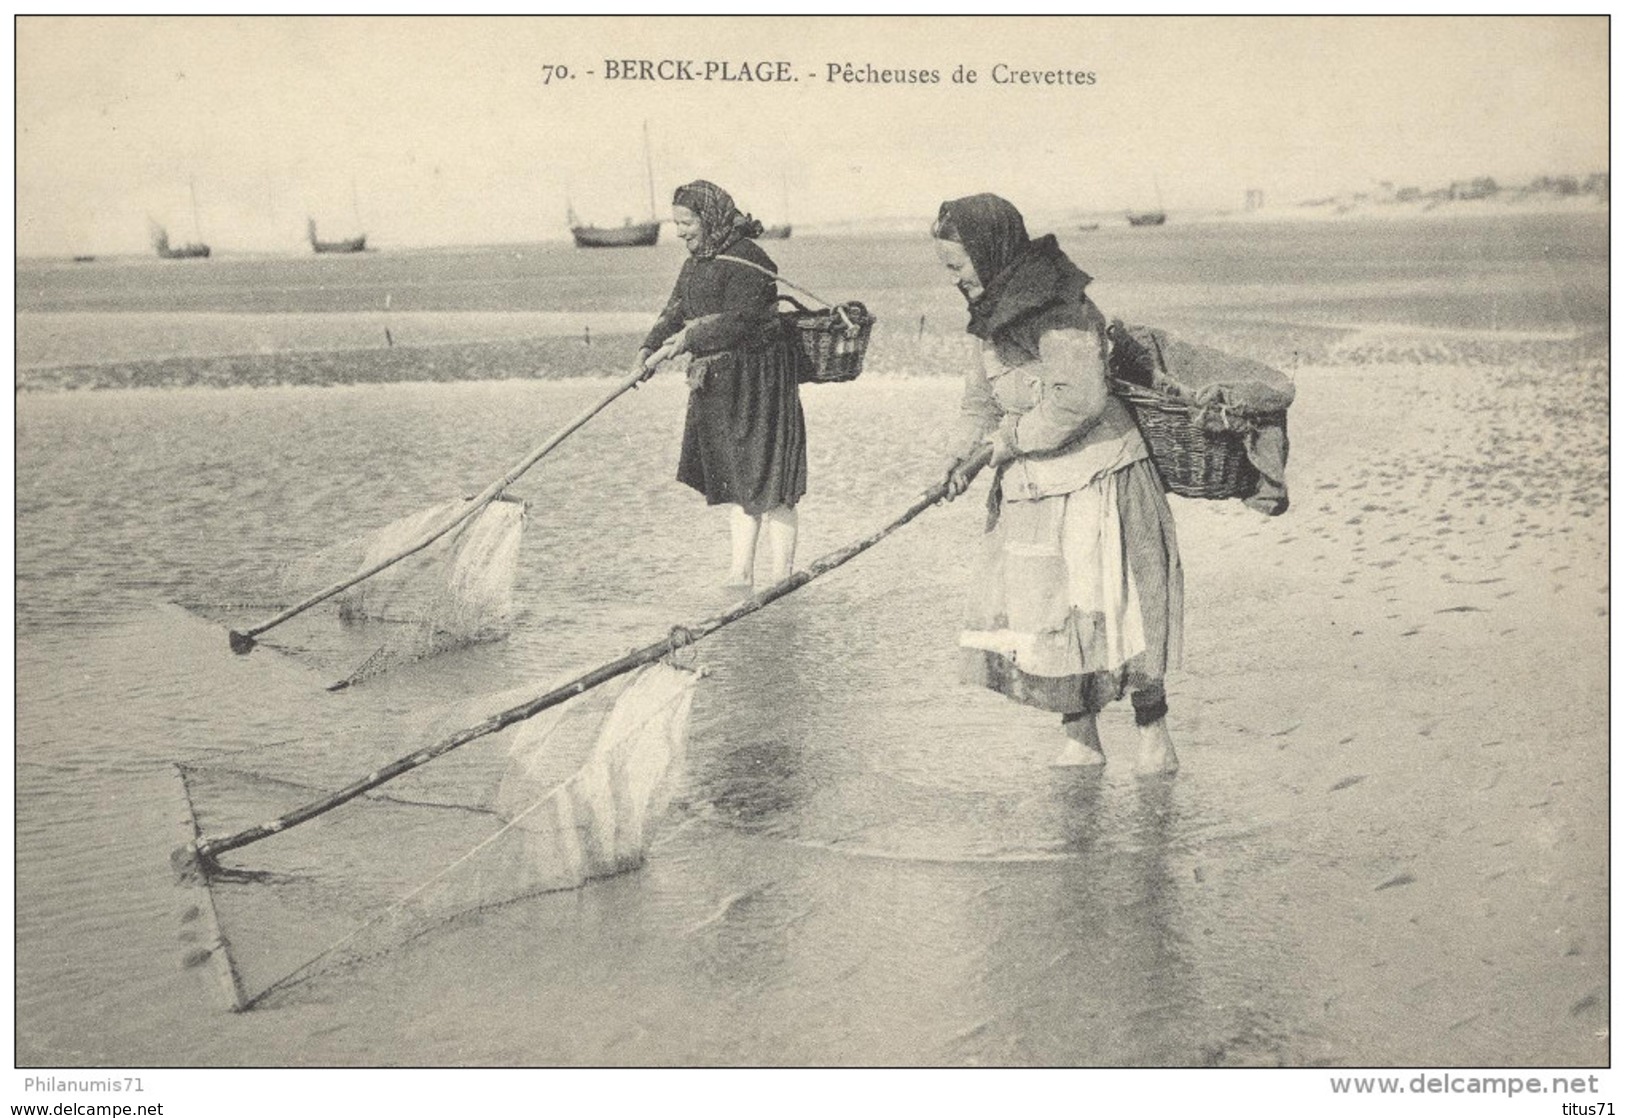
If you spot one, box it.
[1164,349,1608,1064]
[14,310,657,369]
[14,311,651,388]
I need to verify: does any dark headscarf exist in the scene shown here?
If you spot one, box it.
[673,180,765,259]
[933,193,1034,333]
[934,193,1096,362]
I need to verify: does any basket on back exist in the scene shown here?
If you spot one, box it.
[715,252,875,384]
[777,295,874,384]
[1106,321,1294,512]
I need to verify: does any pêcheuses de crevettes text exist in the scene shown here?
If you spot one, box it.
[538,60,1096,86]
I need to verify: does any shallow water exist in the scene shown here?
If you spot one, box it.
[15,213,1608,1067]
[16,379,1338,1066]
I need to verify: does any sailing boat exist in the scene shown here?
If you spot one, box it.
[152,179,211,258]
[569,122,661,248]
[1126,173,1167,227]
[308,219,367,253]
[308,181,369,253]
[759,171,792,239]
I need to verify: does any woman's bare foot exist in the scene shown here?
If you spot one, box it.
[1052,738,1107,767]
[1134,719,1179,775]
[1054,713,1106,767]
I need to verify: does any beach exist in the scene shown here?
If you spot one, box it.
[14,211,1608,1067]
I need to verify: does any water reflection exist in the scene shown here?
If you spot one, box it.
[673,682,1205,1066]
[937,773,1196,1065]
[684,598,823,834]
[1049,767,1106,852]
[1114,777,1195,1063]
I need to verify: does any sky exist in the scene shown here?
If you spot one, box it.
[14,15,1610,255]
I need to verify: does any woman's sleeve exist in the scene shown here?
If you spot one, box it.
[682,259,776,354]
[1012,322,1112,455]
[642,270,687,352]
[949,347,1003,461]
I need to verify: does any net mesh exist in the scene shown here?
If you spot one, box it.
[179,663,700,1008]
[227,497,525,688]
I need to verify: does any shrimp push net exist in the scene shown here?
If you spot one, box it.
[176,662,701,1010]
[204,496,526,689]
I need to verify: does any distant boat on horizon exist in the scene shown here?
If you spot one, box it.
[569,208,662,248]
[151,179,211,258]
[1127,173,1168,227]
[308,218,367,254]
[758,223,792,240]
[569,121,661,248]
[150,225,210,259]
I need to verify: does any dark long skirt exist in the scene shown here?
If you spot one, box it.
[678,343,807,514]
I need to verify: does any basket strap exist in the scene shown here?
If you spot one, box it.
[715,254,838,311]
[1147,329,1169,377]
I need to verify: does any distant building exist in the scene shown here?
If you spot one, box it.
[1395,187,1421,202]
[1531,175,1579,196]
[1449,177,1498,200]
[1583,172,1608,196]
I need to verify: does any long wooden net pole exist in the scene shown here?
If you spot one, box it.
[179,447,990,877]
[229,366,648,653]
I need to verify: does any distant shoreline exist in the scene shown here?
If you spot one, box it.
[769,194,1608,239]
[17,195,1606,261]
[1189,192,1607,227]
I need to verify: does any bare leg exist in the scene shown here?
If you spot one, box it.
[1134,718,1179,775]
[1054,712,1107,767]
[759,505,799,582]
[727,506,761,590]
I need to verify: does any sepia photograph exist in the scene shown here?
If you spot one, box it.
[11,12,1611,1107]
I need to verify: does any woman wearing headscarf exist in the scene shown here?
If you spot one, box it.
[935,194,1183,773]
[640,180,807,591]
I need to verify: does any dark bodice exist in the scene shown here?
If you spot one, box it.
[643,238,779,356]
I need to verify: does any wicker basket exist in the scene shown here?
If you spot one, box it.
[779,296,874,384]
[1111,378,1276,500]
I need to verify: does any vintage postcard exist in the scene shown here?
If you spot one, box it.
[12,13,1609,1108]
